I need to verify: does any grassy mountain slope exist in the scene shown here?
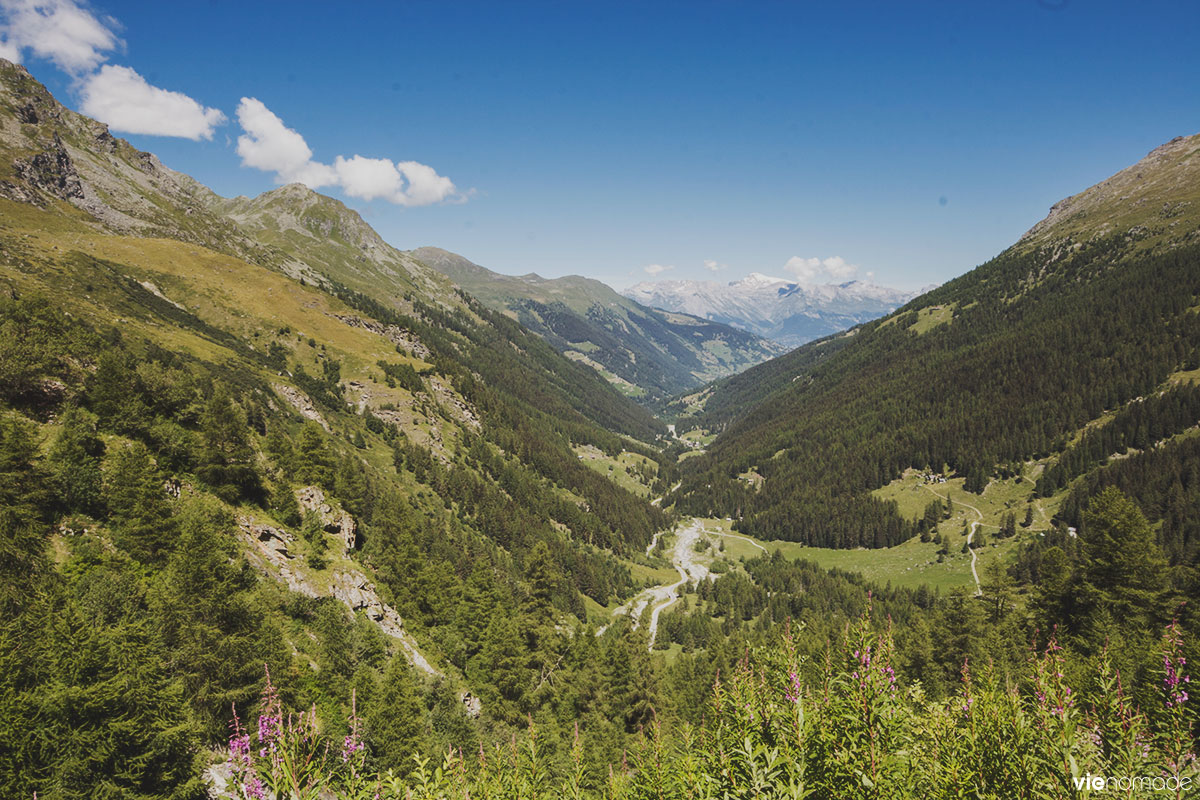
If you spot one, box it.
[410,246,786,403]
[208,183,448,301]
[0,58,677,740]
[674,132,1200,554]
[206,187,662,441]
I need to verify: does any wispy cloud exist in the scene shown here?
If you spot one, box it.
[236,98,462,207]
[703,259,725,272]
[783,255,859,284]
[644,263,674,276]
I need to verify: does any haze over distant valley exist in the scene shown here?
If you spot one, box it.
[624,272,923,347]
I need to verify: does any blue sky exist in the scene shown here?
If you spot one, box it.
[4,0,1199,291]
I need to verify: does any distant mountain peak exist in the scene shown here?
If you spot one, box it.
[737,272,789,287]
[624,273,919,347]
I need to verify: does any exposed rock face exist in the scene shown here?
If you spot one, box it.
[236,518,315,598]
[326,570,437,676]
[0,58,272,260]
[272,383,330,430]
[427,374,481,431]
[235,515,438,677]
[332,313,432,360]
[10,133,84,203]
[295,485,357,553]
[460,691,482,718]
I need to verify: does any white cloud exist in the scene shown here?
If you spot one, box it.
[644,263,674,276]
[703,259,725,272]
[80,65,224,140]
[333,154,402,201]
[236,97,337,186]
[394,160,458,206]
[0,36,19,61]
[1,1,226,141]
[333,155,458,207]
[236,97,461,207]
[783,255,859,284]
[0,0,119,74]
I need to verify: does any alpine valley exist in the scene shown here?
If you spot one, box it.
[406,247,788,404]
[624,272,921,348]
[4,55,1200,800]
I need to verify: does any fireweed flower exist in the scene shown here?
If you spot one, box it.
[785,670,802,704]
[229,733,252,768]
[1163,622,1192,709]
[242,773,266,800]
[342,733,364,763]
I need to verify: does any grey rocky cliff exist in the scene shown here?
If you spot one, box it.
[295,485,358,553]
[0,59,277,263]
[235,514,438,678]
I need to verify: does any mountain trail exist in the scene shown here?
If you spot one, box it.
[922,484,994,597]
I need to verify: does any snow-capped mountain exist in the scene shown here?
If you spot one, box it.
[623,273,923,347]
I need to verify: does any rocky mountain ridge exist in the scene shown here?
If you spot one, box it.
[624,272,921,347]
[1020,132,1200,248]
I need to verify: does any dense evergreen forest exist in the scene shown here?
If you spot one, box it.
[673,238,1200,551]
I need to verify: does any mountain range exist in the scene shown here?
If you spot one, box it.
[624,272,922,347]
[408,247,787,403]
[0,54,670,707]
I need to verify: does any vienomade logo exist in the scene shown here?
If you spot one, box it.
[1073,774,1193,793]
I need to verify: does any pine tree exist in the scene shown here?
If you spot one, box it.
[315,600,353,702]
[296,422,334,488]
[302,510,329,570]
[472,613,528,724]
[88,350,150,436]
[270,479,302,527]
[455,560,498,665]
[154,495,282,738]
[34,590,202,799]
[1079,487,1168,628]
[197,385,261,503]
[367,654,425,773]
[48,405,105,517]
[105,442,176,564]
[0,413,49,523]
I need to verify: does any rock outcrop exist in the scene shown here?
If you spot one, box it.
[236,518,314,598]
[236,514,438,677]
[272,383,330,430]
[295,485,357,553]
[8,133,84,204]
[328,570,436,676]
[332,313,432,360]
